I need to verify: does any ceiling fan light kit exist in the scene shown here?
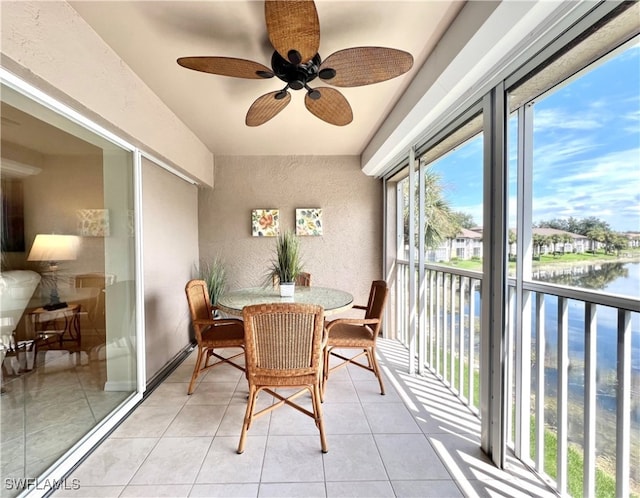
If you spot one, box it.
[177,0,413,126]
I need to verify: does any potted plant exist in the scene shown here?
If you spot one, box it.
[266,230,303,297]
[198,256,227,307]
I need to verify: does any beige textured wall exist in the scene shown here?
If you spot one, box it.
[141,157,198,380]
[199,155,382,306]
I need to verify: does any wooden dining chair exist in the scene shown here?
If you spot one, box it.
[295,272,311,286]
[185,279,245,395]
[272,271,311,287]
[238,303,327,454]
[323,280,389,395]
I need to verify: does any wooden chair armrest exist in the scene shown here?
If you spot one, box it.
[352,305,367,310]
[213,318,244,327]
[326,317,380,331]
[193,317,243,327]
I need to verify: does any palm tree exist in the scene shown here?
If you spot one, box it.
[560,233,573,254]
[403,167,459,254]
[586,227,606,254]
[548,233,561,256]
[532,233,546,259]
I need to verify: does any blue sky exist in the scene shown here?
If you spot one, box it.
[430,42,640,233]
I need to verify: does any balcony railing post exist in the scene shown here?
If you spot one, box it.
[535,292,546,473]
[557,296,569,495]
[584,302,597,498]
[459,276,466,397]
[429,269,435,368]
[616,309,631,498]
[468,278,477,409]
[443,272,449,383]
[436,271,442,375]
[449,273,456,386]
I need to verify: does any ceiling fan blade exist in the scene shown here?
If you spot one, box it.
[265,0,320,64]
[246,90,291,126]
[177,56,274,79]
[304,87,353,126]
[319,47,414,87]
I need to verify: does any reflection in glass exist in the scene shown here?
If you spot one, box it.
[1,82,137,495]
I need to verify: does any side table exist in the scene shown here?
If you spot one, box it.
[28,303,82,349]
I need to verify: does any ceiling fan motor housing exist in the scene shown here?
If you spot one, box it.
[271,51,322,90]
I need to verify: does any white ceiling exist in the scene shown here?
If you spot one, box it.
[68,1,463,157]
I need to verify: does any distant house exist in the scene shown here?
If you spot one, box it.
[453,228,483,259]
[426,228,483,262]
[624,232,640,249]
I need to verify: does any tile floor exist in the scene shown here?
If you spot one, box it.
[53,339,556,497]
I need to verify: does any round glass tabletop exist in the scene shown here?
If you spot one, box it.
[217,286,354,316]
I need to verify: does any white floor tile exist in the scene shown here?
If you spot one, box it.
[323,434,386,482]
[322,402,371,434]
[165,405,227,437]
[390,479,463,497]
[190,483,259,497]
[130,437,211,485]
[67,437,158,486]
[53,485,124,497]
[258,482,326,497]
[120,484,191,497]
[362,402,421,434]
[260,435,325,482]
[326,480,395,498]
[374,434,452,480]
[111,404,182,438]
[196,436,266,484]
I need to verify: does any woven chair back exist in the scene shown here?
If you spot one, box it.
[243,303,324,376]
[364,280,388,321]
[185,280,211,322]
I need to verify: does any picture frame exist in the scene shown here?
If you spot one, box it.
[77,209,110,237]
[251,209,280,237]
[296,208,323,236]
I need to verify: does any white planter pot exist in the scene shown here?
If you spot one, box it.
[279,282,295,297]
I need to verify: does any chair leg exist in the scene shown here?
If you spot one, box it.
[367,347,385,395]
[237,385,257,454]
[188,346,206,395]
[322,347,330,397]
[312,383,328,453]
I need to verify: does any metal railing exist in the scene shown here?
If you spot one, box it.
[394,260,639,497]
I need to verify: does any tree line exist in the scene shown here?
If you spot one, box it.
[532,216,636,256]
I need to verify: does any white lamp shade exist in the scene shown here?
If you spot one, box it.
[27,234,79,262]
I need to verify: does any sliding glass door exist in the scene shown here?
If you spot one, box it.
[1,77,140,496]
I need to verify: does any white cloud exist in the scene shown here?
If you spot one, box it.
[534,108,601,131]
[530,148,640,231]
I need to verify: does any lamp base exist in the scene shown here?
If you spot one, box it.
[44,302,68,311]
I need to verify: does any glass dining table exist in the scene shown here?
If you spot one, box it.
[216,286,354,316]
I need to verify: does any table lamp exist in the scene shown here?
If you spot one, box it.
[27,234,79,310]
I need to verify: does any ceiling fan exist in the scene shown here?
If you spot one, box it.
[177,0,414,127]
